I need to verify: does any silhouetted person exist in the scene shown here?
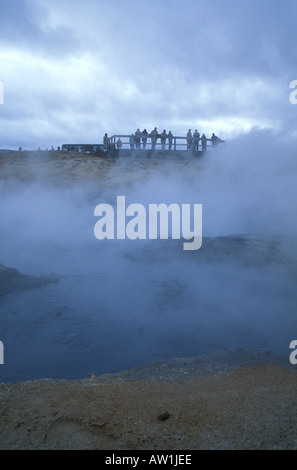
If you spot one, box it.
[135,129,141,148]
[211,133,219,146]
[103,133,109,151]
[168,131,173,150]
[129,134,135,150]
[186,129,192,151]
[201,134,207,152]
[211,133,225,147]
[151,127,158,150]
[142,129,148,149]
[192,130,200,151]
[160,130,167,150]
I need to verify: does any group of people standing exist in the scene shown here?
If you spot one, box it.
[186,129,224,151]
[187,129,207,151]
[103,128,224,152]
[127,128,175,151]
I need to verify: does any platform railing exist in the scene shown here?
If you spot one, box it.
[108,134,213,152]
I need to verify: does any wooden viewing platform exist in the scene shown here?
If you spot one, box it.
[61,133,224,156]
[108,134,213,152]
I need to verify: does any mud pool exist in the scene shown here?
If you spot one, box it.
[0,230,296,382]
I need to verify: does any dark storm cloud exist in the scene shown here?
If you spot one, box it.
[0,0,81,57]
[87,0,297,79]
[0,0,297,148]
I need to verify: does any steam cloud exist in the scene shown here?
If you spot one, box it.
[0,128,296,382]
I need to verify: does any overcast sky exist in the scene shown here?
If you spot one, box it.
[0,0,297,149]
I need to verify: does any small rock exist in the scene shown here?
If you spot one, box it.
[157,411,171,421]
